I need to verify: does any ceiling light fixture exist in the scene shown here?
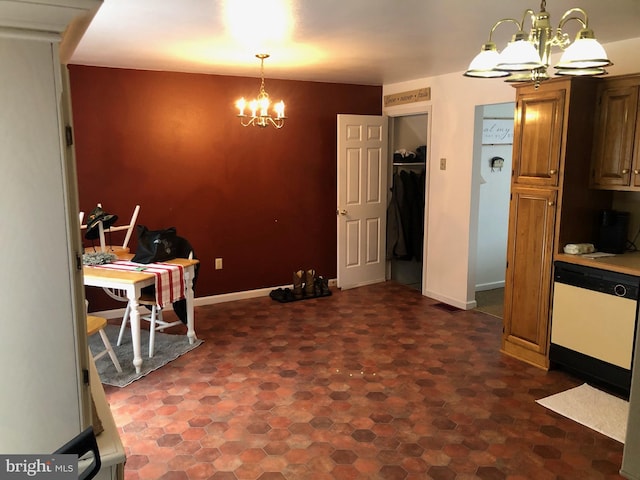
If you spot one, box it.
[236,54,286,129]
[464,0,612,84]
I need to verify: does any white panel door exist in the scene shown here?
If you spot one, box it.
[337,114,388,289]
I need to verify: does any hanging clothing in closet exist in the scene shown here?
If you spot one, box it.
[387,169,425,261]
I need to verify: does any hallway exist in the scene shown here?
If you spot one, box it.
[104,281,624,479]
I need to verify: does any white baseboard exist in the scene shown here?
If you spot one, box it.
[475,281,505,292]
[423,289,476,310]
[92,278,338,319]
[193,286,278,306]
[338,276,386,290]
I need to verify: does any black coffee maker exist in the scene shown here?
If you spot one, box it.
[597,210,629,254]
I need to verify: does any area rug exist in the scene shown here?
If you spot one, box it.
[89,324,204,387]
[536,383,629,443]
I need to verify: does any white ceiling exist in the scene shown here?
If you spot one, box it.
[70,0,640,86]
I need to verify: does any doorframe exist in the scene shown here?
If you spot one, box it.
[384,104,433,296]
[468,101,515,307]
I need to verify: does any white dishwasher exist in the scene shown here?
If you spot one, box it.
[550,261,639,395]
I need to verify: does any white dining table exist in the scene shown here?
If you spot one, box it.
[83,256,199,374]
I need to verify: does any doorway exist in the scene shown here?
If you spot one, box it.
[471,102,515,317]
[387,113,428,291]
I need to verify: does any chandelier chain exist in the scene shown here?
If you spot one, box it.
[259,56,268,99]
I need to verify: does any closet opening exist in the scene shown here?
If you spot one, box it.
[387,113,428,291]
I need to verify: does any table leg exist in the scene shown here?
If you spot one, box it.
[127,291,143,374]
[185,266,196,344]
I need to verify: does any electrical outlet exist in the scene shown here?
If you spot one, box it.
[440,158,447,170]
[215,258,223,270]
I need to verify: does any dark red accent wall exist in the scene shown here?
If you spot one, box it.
[68,65,381,310]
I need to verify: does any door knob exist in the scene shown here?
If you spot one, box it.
[549,169,557,175]
[548,201,555,207]
[337,209,348,216]
[622,169,630,174]
[634,170,640,175]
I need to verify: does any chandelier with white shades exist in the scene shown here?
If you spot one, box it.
[464,0,612,84]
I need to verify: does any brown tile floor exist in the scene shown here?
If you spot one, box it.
[104,281,625,479]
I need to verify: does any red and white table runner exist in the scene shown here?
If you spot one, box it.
[93,260,185,307]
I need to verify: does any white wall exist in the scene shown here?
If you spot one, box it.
[383,37,640,309]
[384,75,513,308]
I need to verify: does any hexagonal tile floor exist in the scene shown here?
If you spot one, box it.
[103,281,625,479]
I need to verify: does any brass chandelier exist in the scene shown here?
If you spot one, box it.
[236,54,286,129]
[464,0,612,84]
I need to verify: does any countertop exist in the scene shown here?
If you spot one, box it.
[555,251,640,277]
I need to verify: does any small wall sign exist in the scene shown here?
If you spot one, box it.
[384,87,431,107]
[482,118,514,145]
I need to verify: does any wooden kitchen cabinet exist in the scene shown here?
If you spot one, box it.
[511,86,565,187]
[590,74,640,190]
[502,77,604,369]
[503,187,557,367]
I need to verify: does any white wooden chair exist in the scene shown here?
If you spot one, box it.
[116,251,194,358]
[116,293,184,358]
[80,204,140,255]
[80,205,142,327]
[87,314,122,373]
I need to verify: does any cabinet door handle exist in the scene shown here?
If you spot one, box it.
[634,170,640,175]
[549,169,557,175]
[622,169,630,174]
[548,201,555,207]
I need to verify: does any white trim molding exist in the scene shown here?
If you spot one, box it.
[92,278,339,319]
